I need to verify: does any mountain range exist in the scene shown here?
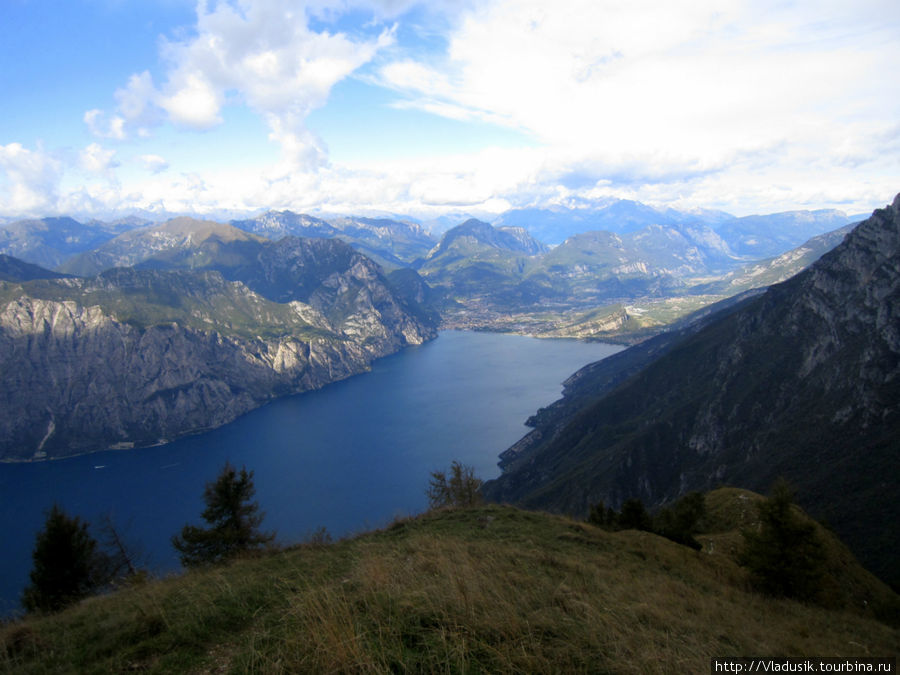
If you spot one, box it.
[0,227,437,461]
[1,201,860,272]
[230,211,436,269]
[482,194,900,586]
[0,197,868,462]
[0,191,897,621]
[0,216,147,269]
[491,200,857,250]
[414,213,859,338]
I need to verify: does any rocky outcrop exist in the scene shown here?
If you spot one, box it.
[0,241,437,461]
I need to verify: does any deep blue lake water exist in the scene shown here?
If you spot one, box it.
[0,330,621,616]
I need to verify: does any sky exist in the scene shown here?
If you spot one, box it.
[0,0,898,221]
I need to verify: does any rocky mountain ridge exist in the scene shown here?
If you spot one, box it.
[230,210,436,268]
[59,218,264,277]
[422,218,549,260]
[0,234,437,461]
[0,255,71,282]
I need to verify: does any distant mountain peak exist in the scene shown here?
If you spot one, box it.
[155,217,261,242]
[428,219,548,260]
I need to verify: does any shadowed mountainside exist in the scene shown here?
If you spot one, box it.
[483,195,900,586]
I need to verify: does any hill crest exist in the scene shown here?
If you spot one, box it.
[2,495,896,672]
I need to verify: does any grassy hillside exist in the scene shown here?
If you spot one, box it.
[3,493,897,674]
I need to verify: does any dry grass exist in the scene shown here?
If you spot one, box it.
[2,498,898,674]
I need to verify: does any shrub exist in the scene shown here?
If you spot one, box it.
[587,493,706,550]
[587,501,617,529]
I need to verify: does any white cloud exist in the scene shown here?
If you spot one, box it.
[23,0,900,218]
[128,0,394,170]
[373,0,900,213]
[114,71,163,134]
[158,72,224,129]
[139,154,170,174]
[80,143,120,174]
[0,143,63,216]
[84,109,127,140]
[81,1,395,172]
[85,71,163,141]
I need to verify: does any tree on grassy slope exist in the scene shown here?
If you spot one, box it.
[23,505,101,612]
[740,479,826,602]
[172,462,274,567]
[653,491,706,550]
[427,461,483,509]
[587,492,706,550]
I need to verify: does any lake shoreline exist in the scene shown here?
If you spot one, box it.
[0,331,622,617]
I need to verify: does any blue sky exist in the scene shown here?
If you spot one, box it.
[1,0,898,220]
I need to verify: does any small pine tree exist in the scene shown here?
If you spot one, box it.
[22,505,101,613]
[172,462,274,567]
[426,461,483,509]
[740,479,826,602]
[587,501,617,529]
[96,513,143,580]
[617,498,653,531]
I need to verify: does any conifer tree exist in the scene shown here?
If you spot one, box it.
[618,498,653,531]
[587,500,617,529]
[23,505,101,612]
[740,478,826,601]
[172,462,274,567]
[653,491,706,549]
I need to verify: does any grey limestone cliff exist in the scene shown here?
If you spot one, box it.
[0,242,437,461]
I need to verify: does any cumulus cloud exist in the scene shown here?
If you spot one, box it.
[374,0,900,212]
[114,71,163,135]
[88,0,394,172]
[84,109,127,140]
[140,154,170,174]
[49,0,900,217]
[157,72,223,130]
[0,143,64,216]
[80,143,120,174]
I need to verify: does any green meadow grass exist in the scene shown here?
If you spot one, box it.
[3,496,897,674]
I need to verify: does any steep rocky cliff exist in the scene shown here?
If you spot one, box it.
[0,238,437,461]
[482,194,900,585]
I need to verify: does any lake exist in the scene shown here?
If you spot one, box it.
[0,330,621,616]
